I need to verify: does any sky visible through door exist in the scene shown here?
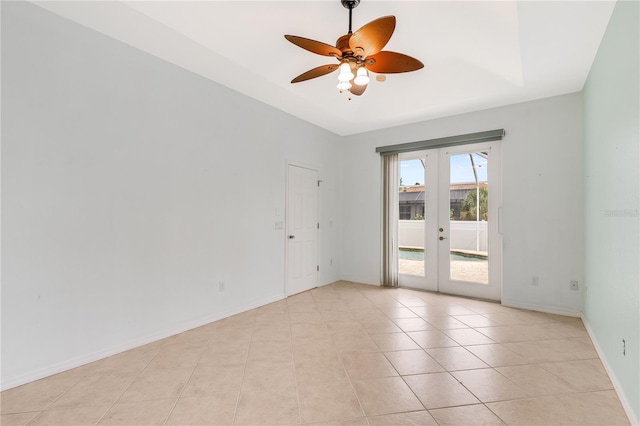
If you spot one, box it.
[400,154,487,186]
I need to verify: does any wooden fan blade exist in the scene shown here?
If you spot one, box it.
[365,51,424,74]
[349,16,396,57]
[349,83,368,96]
[291,64,339,83]
[284,35,342,58]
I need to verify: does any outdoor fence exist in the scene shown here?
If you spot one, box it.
[399,220,488,252]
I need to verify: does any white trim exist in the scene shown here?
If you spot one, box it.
[285,162,320,296]
[0,293,284,392]
[501,299,582,318]
[582,315,638,426]
[284,159,321,175]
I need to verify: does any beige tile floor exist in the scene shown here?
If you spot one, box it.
[0,281,630,425]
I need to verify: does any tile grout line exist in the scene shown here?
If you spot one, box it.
[484,401,511,425]
[230,312,256,425]
[450,314,601,424]
[287,294,304,426]
[390,294,490,421]
[321,287,371,425]
[384,298,430,418]
[161,323,221,426]
[92,340,168,425]
[19,372,87,425]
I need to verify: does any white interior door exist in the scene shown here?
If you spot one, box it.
[286,165,318,296]
[397,142,502,301]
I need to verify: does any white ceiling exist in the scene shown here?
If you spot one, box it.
[34,1,615,136]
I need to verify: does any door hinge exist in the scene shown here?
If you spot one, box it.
[317,265,319,272]
[317,223,320,229]
[318,180,323,187]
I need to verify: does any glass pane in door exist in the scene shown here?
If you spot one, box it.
[449,152,489,283]
[398,158,425,276]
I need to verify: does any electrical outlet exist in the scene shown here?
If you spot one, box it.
[570,280,579,290]
[218,281,225,292]
[532,276,539,286]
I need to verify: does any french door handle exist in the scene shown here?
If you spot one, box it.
[439,236,447,241]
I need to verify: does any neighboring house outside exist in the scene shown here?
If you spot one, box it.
[399,183,489,220]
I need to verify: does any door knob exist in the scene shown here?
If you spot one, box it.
[289,235,295,239]
[439,236,447,241]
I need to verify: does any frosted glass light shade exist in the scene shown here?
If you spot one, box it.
[337,81,352,91]
[354,67,370,85]
[338,62,354,82]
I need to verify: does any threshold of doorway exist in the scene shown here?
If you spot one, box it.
[390,285,500,304]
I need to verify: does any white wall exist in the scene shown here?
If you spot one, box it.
[340,93,584,315]
[582,0,639,421]
[1,2,341,389]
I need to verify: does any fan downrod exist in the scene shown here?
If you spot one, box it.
[341,0,360,34]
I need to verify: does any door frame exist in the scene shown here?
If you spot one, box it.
[284,161,319,297]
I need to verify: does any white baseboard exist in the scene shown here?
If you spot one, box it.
[0,293,284,392]
[501,299,582,318]
[581,315,638,426]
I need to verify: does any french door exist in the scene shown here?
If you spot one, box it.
[397,142,502,301]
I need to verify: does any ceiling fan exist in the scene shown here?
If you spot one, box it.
[284,0,424,96]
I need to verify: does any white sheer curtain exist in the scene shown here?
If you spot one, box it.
[382,154,399,287]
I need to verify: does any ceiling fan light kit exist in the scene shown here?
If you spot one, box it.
[354,67,370,85]
[285,0,423,97]
[338,62,355,82]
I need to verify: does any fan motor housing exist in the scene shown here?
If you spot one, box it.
[336,34,352,54]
